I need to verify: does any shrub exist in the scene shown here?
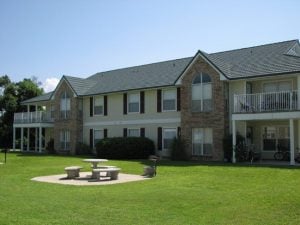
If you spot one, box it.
[46,138,55,154]
[170,137,188,160]
[76,142,92,155]
[96,137,155,159]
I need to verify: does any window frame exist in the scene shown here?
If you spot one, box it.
[191,73,212,112]
[127,128,140,137]
[93,95,104,116]
[162,89,177,112]
[93,129,104,147]
[60,91,71,119]
[127,92,140,114]
[60,130,70,151]
[192,128,213,156]
[162,128,177,150]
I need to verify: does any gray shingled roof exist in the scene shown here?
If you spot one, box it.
[84,57,192,95]
[22,39,300,104]
[22,91,53,104]
[205,39,300,79]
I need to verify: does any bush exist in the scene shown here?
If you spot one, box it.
[170,137,188,160]
[46,138,55,154]
[76,142,92,155]
[95,137,155,159]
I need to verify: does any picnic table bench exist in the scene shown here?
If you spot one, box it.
[92,167,121,180]
[65,166,82,179]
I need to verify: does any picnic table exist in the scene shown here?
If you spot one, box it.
[82,159,108,169]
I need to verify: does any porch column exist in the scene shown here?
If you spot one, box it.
[27,128,30,151]
[290,119,295,165]
[35,127,38,151]
[232,120,236,163]
[39,126,42,153]
[21,127,24,151]
[13,127,16,151]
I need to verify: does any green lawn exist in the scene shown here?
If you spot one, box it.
[0,153,300,225]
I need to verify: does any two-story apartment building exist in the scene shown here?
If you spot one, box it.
[13,40,300,165]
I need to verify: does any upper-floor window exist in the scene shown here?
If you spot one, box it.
[162,89,176,111]
[128,93,140,113]
[50,104,55,119]
[94,96,104,115]
[192,73,212,112]
[60,92,70,119]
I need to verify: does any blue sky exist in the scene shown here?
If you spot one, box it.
[0,0,299,91]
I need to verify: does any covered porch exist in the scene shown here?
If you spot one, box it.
[232,112,300,165]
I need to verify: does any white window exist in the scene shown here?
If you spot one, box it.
[94,130,104,147]
[192,128,212,156]
[263,81,292,93]
[60,130,70,151]
[192,73,212,112]
[128,128,140,137]
[94,96,104,115]
[128,93,140,113]
[162,89,176,111]
[163,128,177,149]
[60,91,70,118]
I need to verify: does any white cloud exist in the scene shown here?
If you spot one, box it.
[42,77,60,92]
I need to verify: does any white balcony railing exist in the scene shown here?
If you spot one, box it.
[234,90,299,113]
[14,111,54,124]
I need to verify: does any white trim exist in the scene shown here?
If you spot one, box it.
[232,111,300,121]
[84,118,180,127]
[13,123,54,128]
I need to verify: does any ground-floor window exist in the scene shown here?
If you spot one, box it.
[128,128,140,137]
[262,126,289,151]
[94,130,104,147]
[192,128,213,156]
[163,128,177,149]
[60,130,70,151]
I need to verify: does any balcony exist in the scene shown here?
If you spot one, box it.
[234,90,299,113]
[14,111,54,124]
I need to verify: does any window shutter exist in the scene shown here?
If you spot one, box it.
[123,93,127,115]
[140,128,145,137]
[157,89,162,112]
[177,87,181,111]
[89,129,93,148]
[104,128,108,138]
[104,95,108,116]
[123,128,127,137]
[177,127,181,137]
[90,97,93,117]
[140,91,145,114]
[157,127,162,150]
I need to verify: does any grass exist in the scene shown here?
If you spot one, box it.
[0,153,300,225]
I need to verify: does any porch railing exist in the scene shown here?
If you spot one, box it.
[234,90,299,113]
[14,111,54,124]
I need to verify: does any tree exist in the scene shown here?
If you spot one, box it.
[0,75,43,148]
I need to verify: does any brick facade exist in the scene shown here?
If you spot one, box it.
[180,57,229,161]
[53,81,83,154]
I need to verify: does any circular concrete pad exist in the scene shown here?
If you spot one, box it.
[31,172,150,186]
